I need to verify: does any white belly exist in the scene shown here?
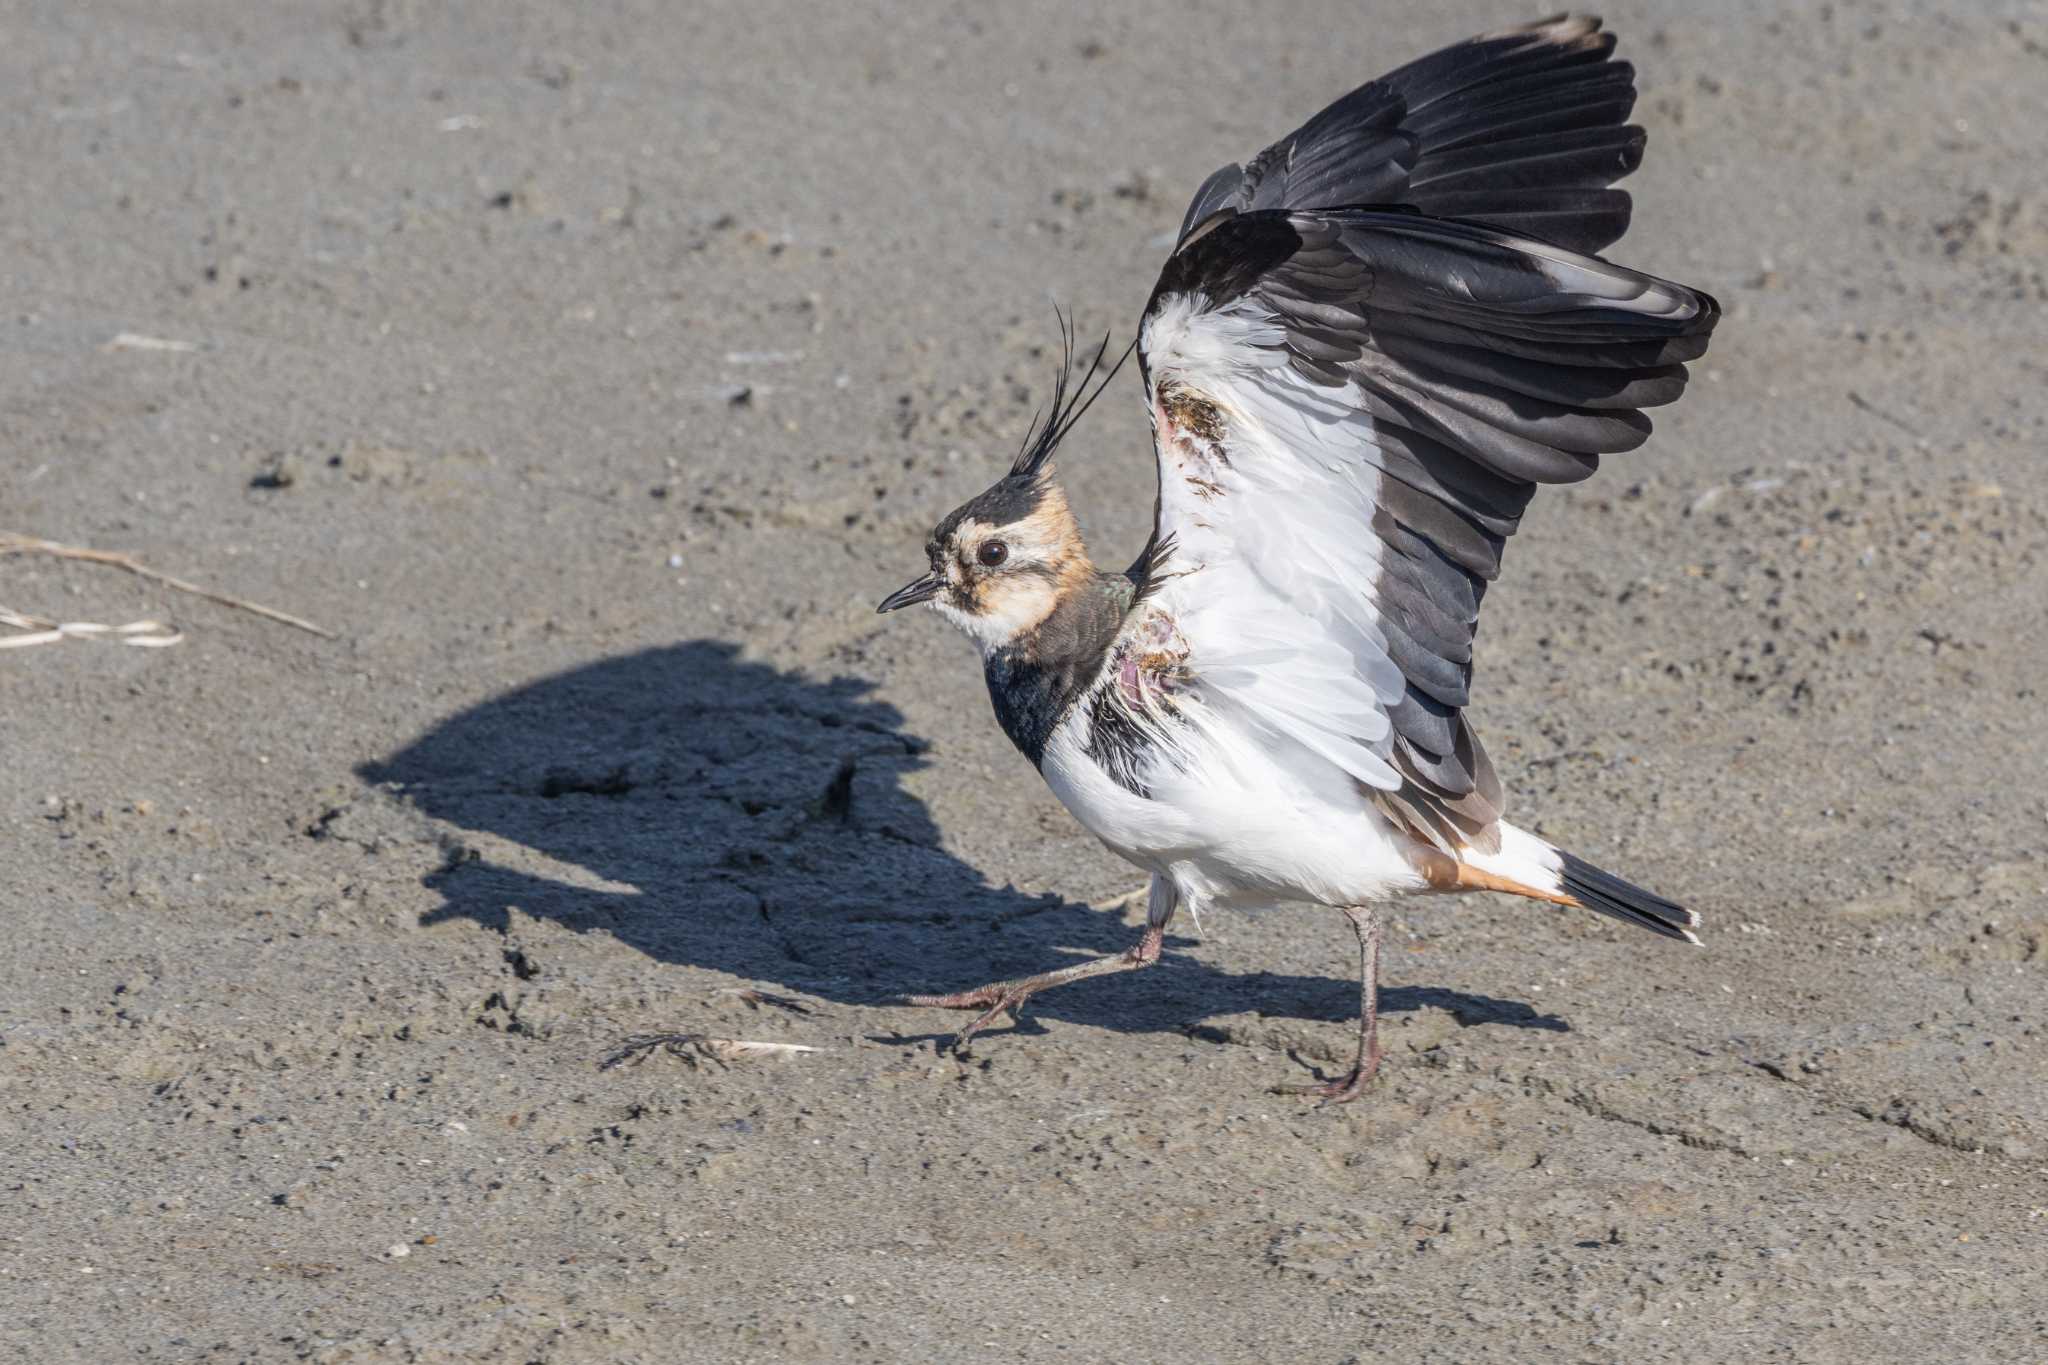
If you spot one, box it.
[1039,702,1426,913]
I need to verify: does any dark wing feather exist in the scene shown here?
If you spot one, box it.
[1176,81,1412,242]
[1136,209,1718,852]
[1175,14,1641,256]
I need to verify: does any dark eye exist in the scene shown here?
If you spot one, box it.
[977,540,1009,568]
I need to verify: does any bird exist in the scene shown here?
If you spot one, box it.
[876,14,1718,1102]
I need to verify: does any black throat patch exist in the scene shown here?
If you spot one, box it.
[982,576,1128,767]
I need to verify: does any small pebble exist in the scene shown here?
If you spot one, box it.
[385,1243,410,1260]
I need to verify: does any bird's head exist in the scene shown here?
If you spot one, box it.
[876,466,1089,653]
[876,323,1126,655]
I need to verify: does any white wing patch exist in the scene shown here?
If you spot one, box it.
[1138,290,1405,795]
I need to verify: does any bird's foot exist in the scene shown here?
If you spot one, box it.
[1272,1044,1382,1105]
[899,930,1165,1056]
[901,981,1040,1054]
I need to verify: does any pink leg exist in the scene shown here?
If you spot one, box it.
[907,878,1175,1054]
[1276,905,1382,1104]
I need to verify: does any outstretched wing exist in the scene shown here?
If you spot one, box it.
[1177,14,1643,256]
[1133,209,1717,853]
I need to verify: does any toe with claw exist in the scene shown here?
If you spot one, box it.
[1273,1042,1382,1105]
[902,981,1042,1053]
[899,919,1169,1057]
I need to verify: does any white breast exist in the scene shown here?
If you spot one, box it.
[1040,681,1427,913]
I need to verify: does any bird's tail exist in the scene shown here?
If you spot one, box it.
[1455,822,1701,944]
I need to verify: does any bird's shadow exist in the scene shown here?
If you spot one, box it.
[359,641,1565,1040]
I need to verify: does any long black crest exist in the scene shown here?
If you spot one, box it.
[1008,309,1138,480]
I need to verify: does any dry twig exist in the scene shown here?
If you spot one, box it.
[1090,885,1152,912]
[711,987,815,1014]
[0,531,334,639]
[0,605,181,649]
[598,1033,825,1071]
[103,333,196,353]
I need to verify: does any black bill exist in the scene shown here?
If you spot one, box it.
[876,572,941,613]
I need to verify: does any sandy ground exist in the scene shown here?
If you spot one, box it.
[4,1,2047,1360]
